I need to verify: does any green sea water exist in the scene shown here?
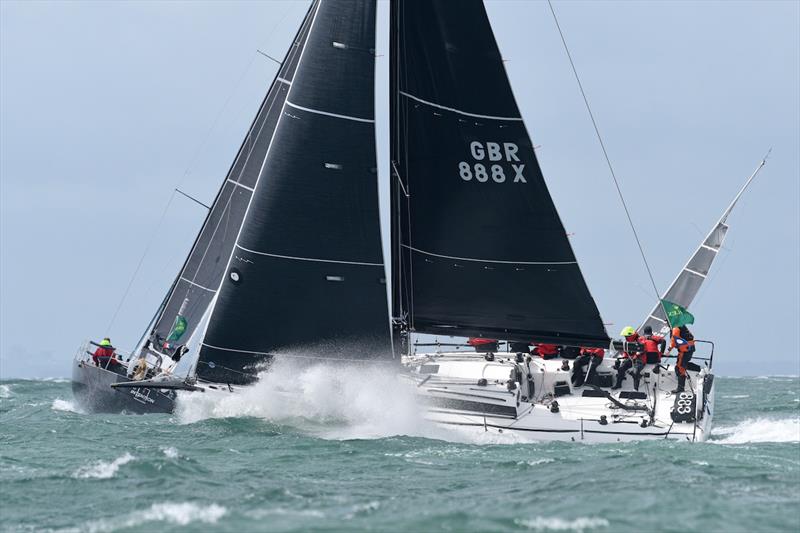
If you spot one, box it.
[1,374,798,532]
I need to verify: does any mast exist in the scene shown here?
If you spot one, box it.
[639,155,769,335]
[195,0,391,384]
[389,0,609,347]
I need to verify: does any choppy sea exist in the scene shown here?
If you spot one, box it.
[1,371,798,533]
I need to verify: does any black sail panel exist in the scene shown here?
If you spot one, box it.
[197,0,390,384]
[391,0,608,346]
[148,4,316,352]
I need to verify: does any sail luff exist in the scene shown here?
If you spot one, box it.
[146,2,318,354]
[639,158,768,334]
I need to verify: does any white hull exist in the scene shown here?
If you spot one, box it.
[403,351,715,443]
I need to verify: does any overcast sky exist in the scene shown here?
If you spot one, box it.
[1,0,798,378]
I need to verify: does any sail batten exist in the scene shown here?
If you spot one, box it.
[390,0,609,346]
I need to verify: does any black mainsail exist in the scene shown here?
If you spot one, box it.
[196,0,391,384]
[390,0,608,346]
[147,3,317,354]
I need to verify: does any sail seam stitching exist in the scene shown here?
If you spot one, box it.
[402,245,577,265]
[226,179,255,192]
[236,244,383,266]
[683,267,707,278]
[399,91,523,121]
[201,342,395,363]
[179,277,217,293]
[285,101,374,123]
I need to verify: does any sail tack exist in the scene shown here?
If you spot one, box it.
[197,0,391,383]
[390,0,608,346]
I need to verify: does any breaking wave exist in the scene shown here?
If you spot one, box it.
[80,502,227,532]
[51,398,83,413]
[712,418,800,444]
[515,516,610,531]
[73,453,135,479]
[0,384,11,398]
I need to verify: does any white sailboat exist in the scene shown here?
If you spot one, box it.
[402,159,766,443]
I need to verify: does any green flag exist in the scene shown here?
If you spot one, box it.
[661,299,694,328]
[166,315,187,343]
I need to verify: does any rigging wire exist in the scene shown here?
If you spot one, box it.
[546,0,661,301]
[104,49,266,335]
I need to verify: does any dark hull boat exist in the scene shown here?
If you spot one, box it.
[71,349,176,414]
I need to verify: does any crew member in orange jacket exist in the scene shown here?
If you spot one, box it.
[670,325,696,393]
[571,347,604,387]
[613,326,646,390]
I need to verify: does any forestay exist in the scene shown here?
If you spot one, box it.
[197,0,391,384]
[390,0,608,346]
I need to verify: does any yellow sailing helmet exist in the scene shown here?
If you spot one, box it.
[620,326,636,337]
[100,338,111,347]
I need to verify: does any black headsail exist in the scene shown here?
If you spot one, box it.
[196,0,391,384]
[145,3,317,355]
[390,0,608,347]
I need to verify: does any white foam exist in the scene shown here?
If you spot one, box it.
[83,502,227,532]
[721,394,749,399]
[515,516,610,531]
[73,453,135,479]
[712,418,800,444]
[51,398,84,414]
[161,446,179,459]
[0,384,11,398]
[517,458,555,466]
[175,359,465,442]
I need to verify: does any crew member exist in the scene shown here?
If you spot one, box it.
[670,325,696,393]
[92,338,118,369]
[532,343,559,360]
[640,325,666,371]
[571,347,605,387]
[612,326,645,390]
[468,338,498,353]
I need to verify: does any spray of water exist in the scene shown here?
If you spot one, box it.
[175,357,446,440]
[174,355,524,444]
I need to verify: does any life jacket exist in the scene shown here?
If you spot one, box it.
[580,347,604,359]
[640,334,664,354]
[622,333,646,361]
[671,327,696,353]
[94,346,114,359]
[534,343,559,357]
